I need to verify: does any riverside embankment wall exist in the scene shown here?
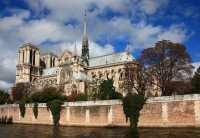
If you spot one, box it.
[1,94,200,127]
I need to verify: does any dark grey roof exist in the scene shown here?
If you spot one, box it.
[89,51,135,67]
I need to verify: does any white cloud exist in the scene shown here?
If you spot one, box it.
[156,24,189,43]
[0,59,17,81]
[43,41,115,58]
[0,0,195,90]
[192,62,200,74]
[138,0,169,15]
[0,80,13,91]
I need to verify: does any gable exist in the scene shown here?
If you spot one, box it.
[60,50,73,64]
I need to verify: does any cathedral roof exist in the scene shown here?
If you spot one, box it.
[42,67,58,76]
[88,51,135,68]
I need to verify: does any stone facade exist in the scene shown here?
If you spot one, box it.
[1,94,200,127]
[15,14,138,96]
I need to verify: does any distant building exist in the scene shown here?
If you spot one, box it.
[15,13,144,96]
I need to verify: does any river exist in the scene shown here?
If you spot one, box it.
[0,124,200,138]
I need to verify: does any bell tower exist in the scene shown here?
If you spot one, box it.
[16,43,40,83]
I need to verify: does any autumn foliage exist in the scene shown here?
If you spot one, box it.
[139,40,194,96]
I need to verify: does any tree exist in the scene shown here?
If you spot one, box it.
[27,87,67,103]
[139,40,194,96]
[0,90,12,104]
[12,83,34,103]
[46,100,64,126]
[99,79,122,100]
[192,66,200,93]
[166,80,192,95]
[119,61,149,96]
[85,79,101,100]
[122,94,147,128]
[76,93,88,101]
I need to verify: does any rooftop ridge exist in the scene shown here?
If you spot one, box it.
[89,51,127,59]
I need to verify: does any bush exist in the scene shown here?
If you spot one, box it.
[0,90,12,104]
[109,91,123,100]
[46,100,64,126]
[33,103,38,119]
[27,87,67,103]
[99,79,122,100]
[76,93,87,101]
[68,94,77,102]
[19,102,26,118]
[122,94,147,129]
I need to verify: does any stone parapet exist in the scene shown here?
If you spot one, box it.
[1,94,200,127]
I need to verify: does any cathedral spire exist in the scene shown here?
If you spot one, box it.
[81,10,89,66]
[74,43,77,56]
[83,10,87,40]
[126,42,131,54]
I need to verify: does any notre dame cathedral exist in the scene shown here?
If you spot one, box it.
[15,13,138,96]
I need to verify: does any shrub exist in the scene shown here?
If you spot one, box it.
[76,93,87,101]
[19,102,26,118]
[27,87,67,103]
[0,90,12,104]
[33,103,38,119]
[99,79,122,100]
[46,100,64,126]
[68,94,77,102]
[109,91,123,100]
[122,94,147,128]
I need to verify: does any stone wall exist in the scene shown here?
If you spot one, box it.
[1,94,200,127]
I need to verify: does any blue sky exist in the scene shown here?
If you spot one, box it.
[0,0,200,90]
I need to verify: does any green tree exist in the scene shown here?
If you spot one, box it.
[99,79,122,100]
[19,102,26,118]
[0,90,12,104]
[192,66,200,93]
[122,94,147,128]
[76,93,88,101]
[33,103,38,119]
[46,100,64,126]
[27,87,67,103]
[86,79,101,100]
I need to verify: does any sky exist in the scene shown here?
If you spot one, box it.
[0,0,200,91]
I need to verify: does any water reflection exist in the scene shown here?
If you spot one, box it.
[0,124,200,138]
[124,129,139,138]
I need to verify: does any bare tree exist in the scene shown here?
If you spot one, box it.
[12,82,34,103]
[139,40,194,96]
[119,61,149,96]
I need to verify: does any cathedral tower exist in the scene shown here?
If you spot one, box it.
[16,43,40,83]
[81,12,89,66]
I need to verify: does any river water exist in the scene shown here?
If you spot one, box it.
[0,124,200,138]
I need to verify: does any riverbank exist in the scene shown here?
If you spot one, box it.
[1,94,200,127]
